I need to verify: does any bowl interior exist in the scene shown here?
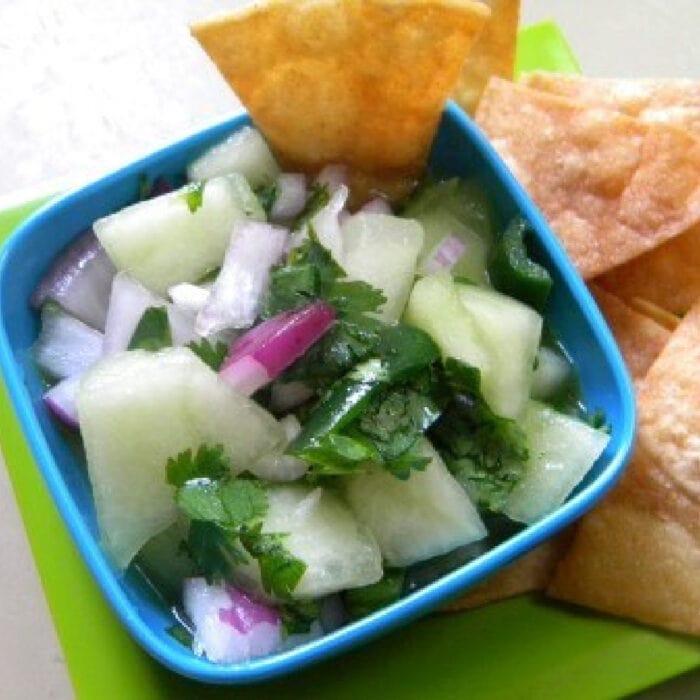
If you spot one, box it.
[0,104,635,683]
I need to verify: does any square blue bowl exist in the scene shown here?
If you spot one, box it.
[0,102,636,685]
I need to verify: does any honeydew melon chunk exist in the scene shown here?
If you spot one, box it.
[344,440,487,567]
[504,401,610,524]
[187,127,280,187]
[235,484,383,600]
[77,347,284,569]
[341,213,424,322]
[456,284,542,419]
[403,273,491,381]
[94,174,264,295]
[530,346,572,401]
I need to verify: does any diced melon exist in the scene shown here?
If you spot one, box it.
[77,348,284,568]
[403,273,491,379]
[94,175,264,295]
[504,401,610,524]
[341,213,424,322]
[456,284,542,419]
[530,346,572,401]
[187,127,280,187]
[344,440,486,567]
[236,485,382,600]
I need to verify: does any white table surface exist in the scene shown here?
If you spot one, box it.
[2,1,700,697]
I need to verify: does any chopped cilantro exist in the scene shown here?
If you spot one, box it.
[166,444,229,488]
[279,599,320,635]
[187,338,228,371]
[292,182,330,229]
[255,182,278,217]
[167,445,305,596]
[166,623,193,648]
[343,570,405,619]
[430,358,529,513]
[241,527,306,599]
[128,307,172,352]
[183,181,205,213]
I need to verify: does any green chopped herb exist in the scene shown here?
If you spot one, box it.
[255,182,278,217]
[128,307,172,352]
[183,181,205,213]
[187,338,229,371]
[166,623,193,648]
[343,570,405,619]
[292,182,330,229]
[166,444,229,488]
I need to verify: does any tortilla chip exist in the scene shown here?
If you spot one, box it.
[453,0,520,114]
[625,297,681,332]
[444,532,571,611]
[549,300,700,635]
[596,222,700,317]
[191,0,490,200]
[522,73,700,139]
[475,79,700,278]
[590,285,671,381]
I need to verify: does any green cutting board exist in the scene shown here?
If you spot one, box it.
[2,22,700,700]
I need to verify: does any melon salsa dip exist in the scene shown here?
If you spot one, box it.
[31,126,609,666]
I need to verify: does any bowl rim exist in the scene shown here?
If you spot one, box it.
[0,101,636,684]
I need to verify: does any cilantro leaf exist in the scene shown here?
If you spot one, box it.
[183,181,205,213]
[187,338,229,371]
[241,527,306,599]
[185,520,247,583]
[176,481,228,522]
[128,307,172,351]
[292,183,330,229]
[430,358,529,512]
[166,444,229,488]
[279,599,320,635]
[219,479,268,527]
[343,570,405,619]
[255,182,278,217]
[166,623,193,648]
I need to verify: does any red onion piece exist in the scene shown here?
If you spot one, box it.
[220,302,336,396]
[360,197,392,215]
[183,578,281,664]
[31,229,116,331]
[102,273,163,355]
[33,305,103,379]
[43,374,82,429]
[422,235,468,274]
[196,222,288,336]
[271,173,307,222]
[315,164,348,192]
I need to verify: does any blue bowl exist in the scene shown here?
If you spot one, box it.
[0,102,636,684]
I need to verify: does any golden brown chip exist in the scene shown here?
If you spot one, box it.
[192,0,490,200]
[453,0,520,114]
[549,300,700,635]
[522,72,700,139]
[444,532,571,611]
[589,285,671,381]
[475,78,700,278]
[625,297,681,332]
[596,222,700,317]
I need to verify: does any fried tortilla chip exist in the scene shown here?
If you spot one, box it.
[596,222,700,317]
[192,0,490,201]
[522,73,700,139]
[453,0,520,114]
[475,79,700,278]
[590,285,671,381]
[444,531,571,611]
[549,300,700,635]
[625,297,681,332]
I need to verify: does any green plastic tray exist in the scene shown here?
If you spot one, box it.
[2,22,700,699]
